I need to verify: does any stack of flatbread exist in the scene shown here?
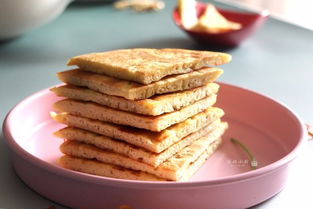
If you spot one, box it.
[51,48,231,181]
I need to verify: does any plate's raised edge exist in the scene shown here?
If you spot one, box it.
[2,83,307,189]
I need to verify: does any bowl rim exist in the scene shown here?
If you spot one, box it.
[2,82,306,189]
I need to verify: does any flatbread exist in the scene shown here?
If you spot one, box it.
[56,68,222,100]
[178,139,222,181]
[50,83,219,116]
[59,137,220,182]
[52,106,224,152]
[60,131,224,180]
[59,139,222,182]
[53,95,217,132]
[67,48,231,84]
[54,119,225,167]
[59,156,166,181]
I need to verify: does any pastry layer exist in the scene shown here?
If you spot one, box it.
[53,95,217,132]
[51,82,219,116]
[67,48,231,84]
[60,126,225,181]
[52,106,224,153]
[54,119,222,167]
[59,155,166,181]
[57,68,222,100]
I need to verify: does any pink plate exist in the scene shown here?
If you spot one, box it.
[3,82,306,209]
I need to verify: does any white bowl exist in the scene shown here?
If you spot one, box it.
[0,0,72,40]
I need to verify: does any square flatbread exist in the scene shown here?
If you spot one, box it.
[67,48,231,84]
[53,95,217,132]
[54,119,224,167]
[59,136,220,182]
[52,106,224,152]
[56,68,222,100]
[59,156,166,181]
[60,126,225,181]
[51,83,219,116]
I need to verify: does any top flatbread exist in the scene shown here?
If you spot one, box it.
[67,48,231,84]
[57,67,222,100]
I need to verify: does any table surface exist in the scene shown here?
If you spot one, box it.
[1,1,313,208]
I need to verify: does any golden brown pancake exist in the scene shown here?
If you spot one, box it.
[53,95,217,132]
[67,48,231,84]
[52,107,224,153]
[60,131,224,181]
[57,67,222,100]
[59,155,166,181]
[51,82,219,116]
[54,119,225,167]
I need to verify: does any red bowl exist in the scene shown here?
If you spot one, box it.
[173,3,269,47]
